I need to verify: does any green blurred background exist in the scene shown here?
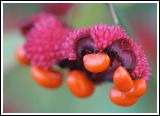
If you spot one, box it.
[3,3,157,113]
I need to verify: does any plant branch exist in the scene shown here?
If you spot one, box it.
[108,3,119,25]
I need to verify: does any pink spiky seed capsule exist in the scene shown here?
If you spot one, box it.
[19,13,62,36]
[23,13,72,69]
[61,24,151,84]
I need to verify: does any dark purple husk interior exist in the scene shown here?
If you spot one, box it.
[58,37,137,85]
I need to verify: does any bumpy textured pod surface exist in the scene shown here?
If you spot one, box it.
[64,24,151,82]
[63,28,90,60]
[19,13,61,36]
[23,13,71,69]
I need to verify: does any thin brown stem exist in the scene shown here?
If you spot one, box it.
[108,3,119,25]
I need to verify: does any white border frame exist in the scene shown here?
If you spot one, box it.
[1,1,159,115]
